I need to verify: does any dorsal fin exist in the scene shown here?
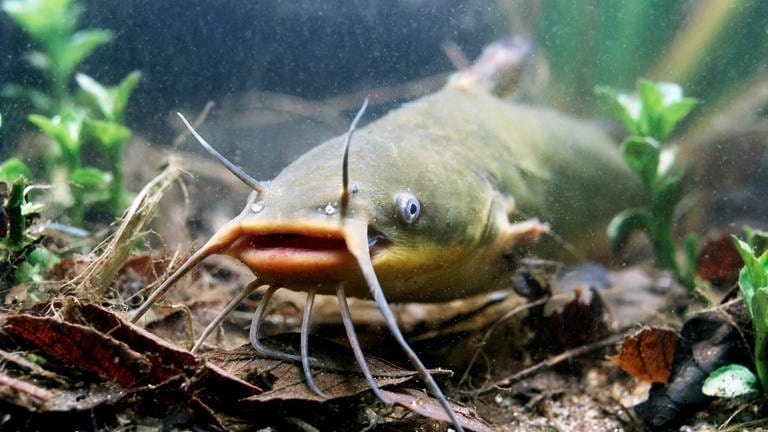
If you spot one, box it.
[447,36,533,98]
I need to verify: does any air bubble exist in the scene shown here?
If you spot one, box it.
[251,201,265,213]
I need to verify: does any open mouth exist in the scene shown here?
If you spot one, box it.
[223,228,387,279]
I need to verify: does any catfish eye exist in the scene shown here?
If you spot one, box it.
[394,192,421,224]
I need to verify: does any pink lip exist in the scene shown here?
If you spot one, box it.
[224,232,359,281]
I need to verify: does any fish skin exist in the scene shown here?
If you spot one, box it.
[205,83,644,302]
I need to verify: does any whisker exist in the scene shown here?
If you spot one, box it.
[301,287,329,398]
[342,220,465,432]
[177,112,266,192]
[130,244,217,323]
[250,285,302,361]
[336,285,390,404]
[340,97,369,215]
[191,280,260,353]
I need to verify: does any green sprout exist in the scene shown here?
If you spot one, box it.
[79,71,142,214]
[596,79,698,289]
[3,0,141,226]
[703,229,768,398]
[1,0,113,113]
[0,152,58,290]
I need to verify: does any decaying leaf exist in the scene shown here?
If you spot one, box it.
[635,301,752,430]
[526,287,611,365]
[609,327,678,383]
[206,333,438,403]
[0,302,261,413]
[382,388,493,432]
[3,313,152,388]
[696,233,743,286]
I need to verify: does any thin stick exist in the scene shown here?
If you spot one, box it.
[250,285,301,361]
[191,281,260,353]
[337,286,390,404]
[471,333,624,396]
[301,287,329,398]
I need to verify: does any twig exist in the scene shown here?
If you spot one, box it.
[469,333,624,396]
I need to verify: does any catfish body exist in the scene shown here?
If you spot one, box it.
[208,84,644,302]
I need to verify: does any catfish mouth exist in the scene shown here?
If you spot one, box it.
[224,228,388,279]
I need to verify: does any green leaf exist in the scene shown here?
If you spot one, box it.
[75,73,109,116]
[607,208,652,253]
[622,136,660,186]
[3,83,52,112]
[0,158,32,182]
[747,227,768,256]
[658,98,698,140]
[732,235,768,314]
[2,0,81,43]
[111,71,141,122]
[77,71,141,122]
[702,364,759,398]
[83,118,131,152]
[595,86,640,134]
[55,29,113,83]
[70,166,110,188]
[28,111,85,166]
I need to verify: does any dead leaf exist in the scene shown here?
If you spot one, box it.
[609,327,678,383]
[526,287,611,366]
[205,333,440,403]
[3,313,151,388]
[635,301,752,430]
[696,233,743,286]
[382,388,493,432]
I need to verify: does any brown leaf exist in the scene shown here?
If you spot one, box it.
[696,233,743,286]
[205,333,436,403]
[382,388,493,432]
[609,327,678,383]
[3,313,151,388]
[66,303,198,383]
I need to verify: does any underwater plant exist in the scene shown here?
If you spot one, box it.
[0,116,57,290]
[1,0,113,114]
[596,79,698,289]
[3,0,141,226]
[702,229,768,398]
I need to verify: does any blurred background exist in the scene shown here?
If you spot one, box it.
[1,0,767,233]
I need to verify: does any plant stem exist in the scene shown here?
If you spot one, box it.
[7,178,26,249]
[108,147,125,215]
[756,331,768,393]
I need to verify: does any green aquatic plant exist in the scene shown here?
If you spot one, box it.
[78,71,142,214]
[596,79,698,289]
[3,0,141,226]
[1,0,113,113]
[703,229,768,398]
[28,70,141,225]
[0,133,58,290]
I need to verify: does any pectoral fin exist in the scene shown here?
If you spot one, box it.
[491,193,550,254]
